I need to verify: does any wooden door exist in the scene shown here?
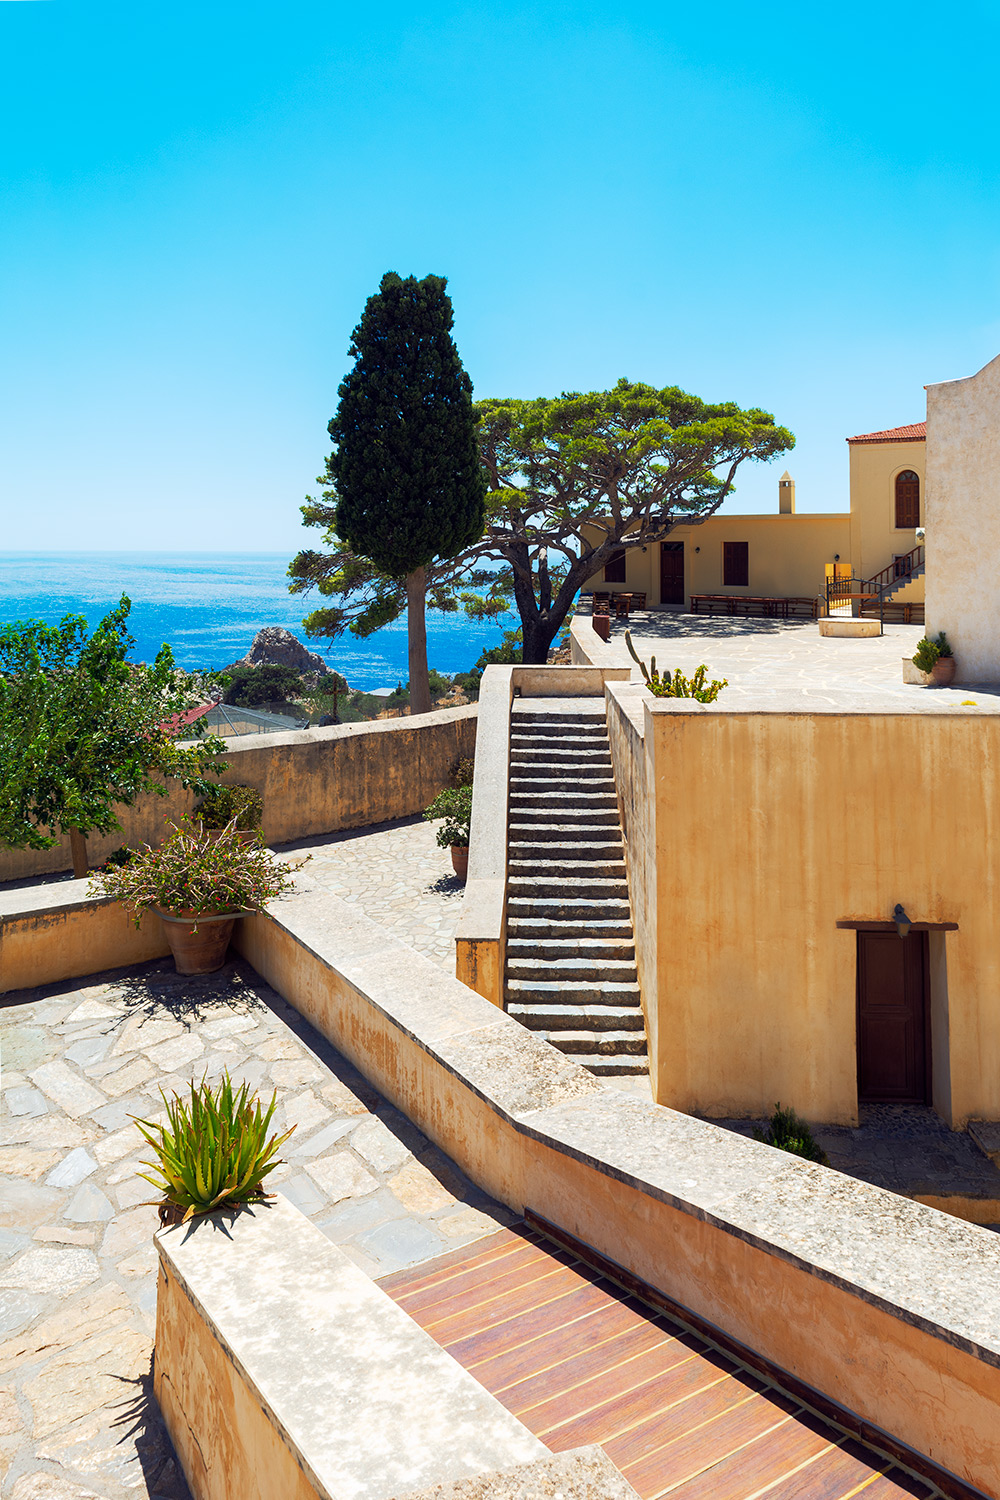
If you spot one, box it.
[660,543,684,604]
[856,931,930,1104]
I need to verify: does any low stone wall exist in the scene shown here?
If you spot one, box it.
[6,882,1000,1495]
[0,705,477,883]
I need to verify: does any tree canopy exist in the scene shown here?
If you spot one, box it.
[290,377,793,665]
[323,270,486,711]
[0,596,226,875]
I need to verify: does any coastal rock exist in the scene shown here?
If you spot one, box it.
[237,627,329,675]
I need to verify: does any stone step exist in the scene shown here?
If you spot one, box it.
[507,937,636,961]
[505,979,642,1004]
[510,762,614,782]
[512,711,607,724]
[508,956,638,983]
[509,772,617,790]
[508,918,634,940]
[509,824,623,846]
[509,752,612,770]
[571,1054,650,1076]
[508,856,626,879]
[508,805,621,826]
[507,1003,645,1031]
[510,723,607,738]
[544,1030,649,1056]
[507,878,630,901]
[508,790,619,807]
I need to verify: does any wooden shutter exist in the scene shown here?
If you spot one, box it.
[604,549,626,583]
[895,471,920,529]
[723,541,749,587]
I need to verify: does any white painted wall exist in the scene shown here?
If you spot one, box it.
[925,351,1000,683]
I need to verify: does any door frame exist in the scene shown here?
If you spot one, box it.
[855,929,932,1106]
[659,541,685,605]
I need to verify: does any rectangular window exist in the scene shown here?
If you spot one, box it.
[723,541,749,587]
[604,549,626,583]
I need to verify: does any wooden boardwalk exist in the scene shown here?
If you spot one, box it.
[379,1224,941,1500]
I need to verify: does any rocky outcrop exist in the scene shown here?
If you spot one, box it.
[235,628,329,676]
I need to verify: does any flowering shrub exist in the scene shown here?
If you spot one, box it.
[89,818,295,924]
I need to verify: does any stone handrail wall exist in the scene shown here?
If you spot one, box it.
[454,665,630,1006]
[0,705,477,883]
[4,881,1000,1492]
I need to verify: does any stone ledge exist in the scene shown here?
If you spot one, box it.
[156,1194,547,1500]
[401,1447,640,1500]
[818,618,882,638]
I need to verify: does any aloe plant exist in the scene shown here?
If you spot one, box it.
[133,1074,295,1224]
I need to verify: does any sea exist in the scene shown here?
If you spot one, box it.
[0,553,519,692]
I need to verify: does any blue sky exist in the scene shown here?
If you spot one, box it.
[2,0,999,552]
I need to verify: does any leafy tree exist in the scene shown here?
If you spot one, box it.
[222,663,305,707]
[0,596,226,877]
[313,271,487,715]
[472,381,795,662]
[291,378,792,666]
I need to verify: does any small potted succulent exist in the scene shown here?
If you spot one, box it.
[912,632,955,687]
[134,1073,294,1225]
[423,785,473,880]
[90,818,295,974]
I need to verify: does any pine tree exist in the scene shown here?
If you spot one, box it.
[329,272,486,714]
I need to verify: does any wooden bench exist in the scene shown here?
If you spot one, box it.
[690,594,819,619]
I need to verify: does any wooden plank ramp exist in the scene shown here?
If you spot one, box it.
[379,1224,941,1500]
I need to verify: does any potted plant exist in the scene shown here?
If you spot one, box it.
[913,632,955,687]
[133,1073,295,1225]
[90,818,295,974]
[423,785,473,880]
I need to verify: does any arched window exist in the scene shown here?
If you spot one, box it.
[895,471,920,529]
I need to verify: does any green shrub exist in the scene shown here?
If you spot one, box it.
[913,632,951,673]
[133,1074,294,1224]
[424,785,473,848]
[223,664,304,707]
[196,784,263,830]
[753,1104,829,1165]
[452,756,475,788]
[99,845,136,870]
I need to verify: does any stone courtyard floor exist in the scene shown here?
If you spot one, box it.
[0,958,516,1499]
[598,610,1000,709]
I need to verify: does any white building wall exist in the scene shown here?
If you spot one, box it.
[925,351,1000,683]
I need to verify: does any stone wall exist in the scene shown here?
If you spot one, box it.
[0,705,477,883]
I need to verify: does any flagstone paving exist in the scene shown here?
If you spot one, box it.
[277,814,466,974]
[0,959,517,1499]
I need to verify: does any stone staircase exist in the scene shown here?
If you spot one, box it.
[504,700,648,1078]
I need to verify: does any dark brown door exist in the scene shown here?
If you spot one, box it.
[856,931,930,1104]
[660,542,684,604]
[895,471,920,528]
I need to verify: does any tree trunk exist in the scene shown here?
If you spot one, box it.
[521,619,558,664]
[406,566,432,715]
[69,829,89,879]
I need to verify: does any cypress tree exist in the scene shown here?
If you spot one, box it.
[329,272,486,714]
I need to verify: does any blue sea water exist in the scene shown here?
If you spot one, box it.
[0,553,517,691]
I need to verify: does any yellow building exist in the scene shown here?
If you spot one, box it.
[584,423,926,619]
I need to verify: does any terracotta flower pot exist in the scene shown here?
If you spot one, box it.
[156,909,240,975]
[931,656,956,687]
[450,846,469,881]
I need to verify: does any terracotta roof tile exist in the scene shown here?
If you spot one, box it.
[846,422,926,445]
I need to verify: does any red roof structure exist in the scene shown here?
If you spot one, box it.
[846,422,926,445]
[160,702,213,737]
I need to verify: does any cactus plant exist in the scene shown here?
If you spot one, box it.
[624,631,728,703]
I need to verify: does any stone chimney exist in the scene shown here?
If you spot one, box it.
[778,472,795,514]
